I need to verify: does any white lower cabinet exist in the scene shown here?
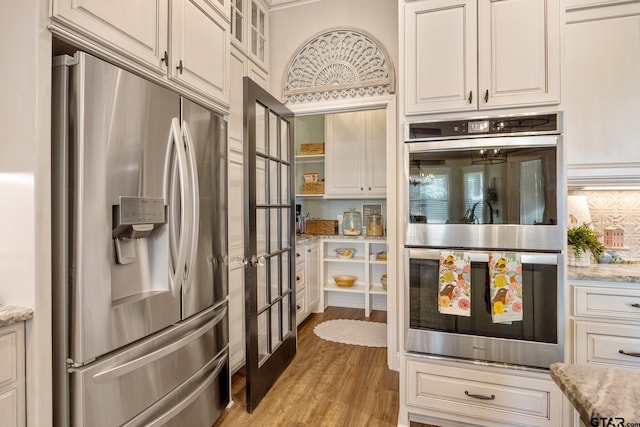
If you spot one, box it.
[573,283,640,371]
[0,322,25,427]
[296,240,320,325]
[406,359,562,427]
[571,282,640,426]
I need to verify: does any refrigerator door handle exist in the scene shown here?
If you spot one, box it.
[91,304,227,384]
[121,350,227,427]
[181,120,200,294]
[164,118,190,297]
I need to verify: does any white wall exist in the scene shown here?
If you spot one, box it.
[268,0,398,101]
[0,0,53,425]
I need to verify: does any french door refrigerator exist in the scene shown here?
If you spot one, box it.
[52,51,229,427]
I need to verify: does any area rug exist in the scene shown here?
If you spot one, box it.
[313,319,387,347]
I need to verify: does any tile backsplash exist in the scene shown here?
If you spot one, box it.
[569,190,640,260]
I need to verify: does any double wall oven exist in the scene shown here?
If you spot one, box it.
[404,112,565,369]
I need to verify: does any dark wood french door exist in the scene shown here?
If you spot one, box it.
[243,77,296,412]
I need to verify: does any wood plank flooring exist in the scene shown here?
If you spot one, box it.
[213,306,436,427]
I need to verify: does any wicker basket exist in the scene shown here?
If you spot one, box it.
[302,181,324,194]
[305,219,338,235]
[300,142,325,155]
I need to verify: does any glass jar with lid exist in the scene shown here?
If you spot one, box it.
[342,208,362,235]
[366,212,384,236]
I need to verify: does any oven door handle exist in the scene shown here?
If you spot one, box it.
[407,249,558,266]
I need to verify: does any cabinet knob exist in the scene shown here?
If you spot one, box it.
[368,187,371,191]
[296,305,301,310]
[468,91,473,104]
[296,252,301,257]
[296,276,300,281]
[484,89,489,103]
[361,187,364,191]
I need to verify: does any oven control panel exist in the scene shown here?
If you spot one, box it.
[406,112,560,141]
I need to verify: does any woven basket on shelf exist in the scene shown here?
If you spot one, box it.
[301,181,324,194]
[300,142,325,155]
[305,219,338,235]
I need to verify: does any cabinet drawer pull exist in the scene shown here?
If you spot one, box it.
[176,60,184,74]
[465,391,495,400]
[631,303,640,309]
[619,349,640,358]
[484,90,489,103]
[468,91,473,104]
[161,51,169,65]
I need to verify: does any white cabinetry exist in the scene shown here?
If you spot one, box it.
[564,1,640,184]
[0,323,25,427]
[295,240,320,325]
[404,0,560,115]
[570,281,640,426]
[51,0,230,108]
[573,283,640,370]
[230,0,269,78]
[406,358,563,427]
[325,110,386,198]
[320,238,387,317]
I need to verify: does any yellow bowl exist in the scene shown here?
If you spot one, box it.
[333,275,358,287]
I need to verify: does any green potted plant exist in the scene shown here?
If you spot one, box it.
[567,223,605,267]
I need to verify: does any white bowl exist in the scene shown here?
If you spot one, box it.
[335,247,356,259]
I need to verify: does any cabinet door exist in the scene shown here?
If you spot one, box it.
[565,2,640,182]
[365,110,386,197]
[170,0,230,105]
[325,112,366,197]
[306,242,320,312]
[227,149,245,372]
[51,0,168,72]
[405,0,477,114]
[478,0,560,109]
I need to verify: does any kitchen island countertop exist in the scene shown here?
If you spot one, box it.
[550,363,640,425]
[0,305,33,327]
[567,263,640,284]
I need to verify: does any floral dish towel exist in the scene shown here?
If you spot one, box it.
[489,252,523,323]
[438,251,471,316]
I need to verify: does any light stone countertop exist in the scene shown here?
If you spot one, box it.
[296,234,386,244]
[567,263,640,283]
[0,305,33,327]
[551,363,640,425]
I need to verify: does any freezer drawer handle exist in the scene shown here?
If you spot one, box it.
[92,305,227,383]
[122,350,227,427]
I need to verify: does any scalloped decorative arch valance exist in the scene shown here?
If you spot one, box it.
[283,28,395,103]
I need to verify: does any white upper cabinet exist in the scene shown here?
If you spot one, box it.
[229,0,269,70]
[404,0,560,115]
[325,110,386,198]
[51,0,230,107]
[51,0,169,72]
[170,0,229,103]
[564,1,640,184]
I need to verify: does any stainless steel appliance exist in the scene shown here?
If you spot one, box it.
[52,52,229,426]
[404,112,565,369]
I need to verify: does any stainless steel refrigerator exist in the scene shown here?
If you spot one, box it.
[52,52,229,426]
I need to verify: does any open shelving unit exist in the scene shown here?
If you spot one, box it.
[320,237,387,317]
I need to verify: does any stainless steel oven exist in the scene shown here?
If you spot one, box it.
[404,112,565,369]
[406,249,564,369]
[405,112,563,252]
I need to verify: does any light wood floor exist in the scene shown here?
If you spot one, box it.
[213,306,437,427]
